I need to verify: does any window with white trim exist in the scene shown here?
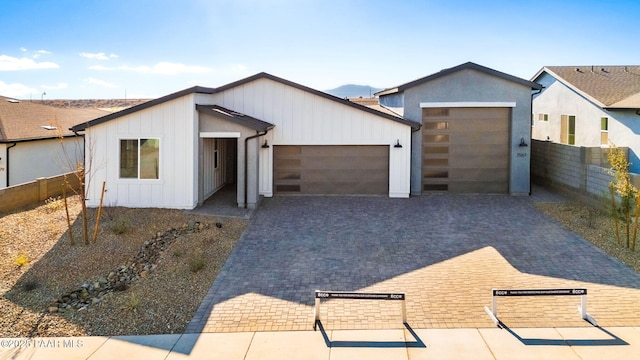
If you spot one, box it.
[600,117,608,145]
[120,138,160,179]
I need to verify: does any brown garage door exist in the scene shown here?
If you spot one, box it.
[274,145,389,194]
[422,107,510,193]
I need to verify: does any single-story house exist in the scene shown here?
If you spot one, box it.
[0,96,107,188]
[376,62,542,195]
[531,66,640,173]
[71,73,420,209]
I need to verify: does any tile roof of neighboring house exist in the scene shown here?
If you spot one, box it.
[0,96,109,142]
[72,73,421,132]
[196,105,275,132]
[375,62,542,96]
[533,66,640,109]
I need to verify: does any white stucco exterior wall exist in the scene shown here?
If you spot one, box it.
[210,78,413,198]
[383,68,534,195]
[533,73,640,172]
[0,137,83,189]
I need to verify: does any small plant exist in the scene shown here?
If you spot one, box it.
[188,252,206,273]
[110,218,129,235]
[126,292,140,313]
[173,249,184,258]
[13,253,29,268]
[607,143,639,250]
[44,196,64,212]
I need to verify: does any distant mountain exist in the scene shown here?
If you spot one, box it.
[324,84,383,99]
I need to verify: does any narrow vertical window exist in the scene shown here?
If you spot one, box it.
[120,140,138,178]
[568,116,576,145]
[600,117,609,145]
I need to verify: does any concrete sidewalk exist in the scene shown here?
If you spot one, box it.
[2,326,640,359]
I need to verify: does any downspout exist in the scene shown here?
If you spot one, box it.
[244,130,269,208]
[529,87,543,195]
[6,142,17,187]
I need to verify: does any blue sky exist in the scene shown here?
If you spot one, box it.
[1,0,638,99]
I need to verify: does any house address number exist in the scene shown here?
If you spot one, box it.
[517,152,527,157]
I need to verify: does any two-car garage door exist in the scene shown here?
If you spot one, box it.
[273,145,389,195]
[422,107,510,193]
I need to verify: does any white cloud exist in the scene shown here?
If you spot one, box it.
[37,50,51,54]
[89,61,212,75]
[85,77,118,88]
[41,83,68,90]
[230,64,247,72]
[20,47,27,52]
[0,55,59,71]
[80,52,111,60]
[0,81,38,97]
[109,53,118,58]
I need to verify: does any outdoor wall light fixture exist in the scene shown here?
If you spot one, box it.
[394,140,402,148]
[261,140,270,148]
[519,137,528,147]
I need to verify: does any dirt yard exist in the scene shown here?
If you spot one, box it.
[0,196,247,337]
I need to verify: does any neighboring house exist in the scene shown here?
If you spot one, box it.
[71,73,419,210]
[531,66,640,173]
[376,62,542,195]
[0,96,107,189]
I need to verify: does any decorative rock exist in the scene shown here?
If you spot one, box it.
[91,297,100,305]
[78,306,88,312]
[70,293,78,300]
[140,270,148,279]
[48,306,58,313]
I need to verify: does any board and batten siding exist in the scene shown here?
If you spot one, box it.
[210,78,412,197]
[85,94,198,209]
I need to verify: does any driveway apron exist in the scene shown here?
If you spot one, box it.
[186,192,640,333]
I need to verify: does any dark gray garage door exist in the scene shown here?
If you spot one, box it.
[274,145,389,194]
[422,107,510,193]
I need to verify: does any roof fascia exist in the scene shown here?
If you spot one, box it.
[196,105,275,132]
[70,86,216,132]
[383,62,543,95]
[216,72,420,130]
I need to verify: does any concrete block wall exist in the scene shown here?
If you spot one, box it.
[531,140,585,191]
[532,140,639,207]
[0,172,81,213]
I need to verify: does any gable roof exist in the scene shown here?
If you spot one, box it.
[71,73,421,133]
[376,62,542,96]
[533,66,640,109]
[196,105,274,132]
[0,96,108,142]
[214,72,420,130]
[71,86,215,132]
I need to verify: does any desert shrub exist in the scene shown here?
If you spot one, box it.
[127,292,140,312]
[44,196,64,212]
[13,254,29,268]
[607,144,639,250]
[189,252,206,273]
[110,218,129,235]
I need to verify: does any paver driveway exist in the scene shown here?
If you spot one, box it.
[186,191,640,333]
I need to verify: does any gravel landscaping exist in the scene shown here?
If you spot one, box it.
[533,199,640,274]
[0,195,247,337]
